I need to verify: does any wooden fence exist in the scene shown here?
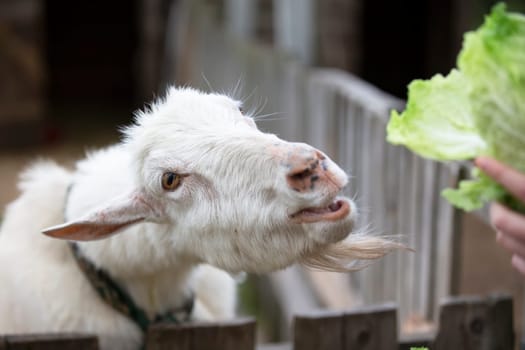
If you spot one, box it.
[0,333,98,350]
[291,294,513,350]
[0,294,513,350]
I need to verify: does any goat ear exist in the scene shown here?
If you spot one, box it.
[42,191,159,241]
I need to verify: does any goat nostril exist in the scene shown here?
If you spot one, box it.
[289,168,314,181]
[285,148,328,192]
[287,167,316,192]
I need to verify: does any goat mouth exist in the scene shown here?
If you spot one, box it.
[290,198,350,223]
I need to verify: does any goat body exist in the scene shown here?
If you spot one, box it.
[0,88,401,349]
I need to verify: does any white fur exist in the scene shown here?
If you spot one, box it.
[0,87,395,349]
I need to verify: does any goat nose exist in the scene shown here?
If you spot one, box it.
[286,150,327,192]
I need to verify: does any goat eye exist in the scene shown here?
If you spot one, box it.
[161,172,181,191]
[238,106,244,114]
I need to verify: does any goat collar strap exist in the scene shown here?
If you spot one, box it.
[69,242,194,332]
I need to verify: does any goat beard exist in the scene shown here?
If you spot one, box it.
[300,235,408,272]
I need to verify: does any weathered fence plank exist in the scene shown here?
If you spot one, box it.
[486,295,514,350]
[4,334,98,350]
[293,311,344,350]
[343,304,397,350]
[145,318,256,350]
[434,163,463,314]
[294,304,397,350]
[433,294,514,350]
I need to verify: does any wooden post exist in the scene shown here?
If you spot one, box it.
[433,294,514,350]
[5,334,99,350]
[486,294,514,350]
[145,318,256,350]
[293,310,344,350]
[294,304,397,350]
[343,304,397,350]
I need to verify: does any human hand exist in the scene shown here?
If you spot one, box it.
[475,156,525,276]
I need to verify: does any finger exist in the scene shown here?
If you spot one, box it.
[496,230,525,258]
[511,254,525,277]
[490,202,525,240]
[476,156,525,202]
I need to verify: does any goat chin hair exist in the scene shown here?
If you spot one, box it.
[300,235,410,273]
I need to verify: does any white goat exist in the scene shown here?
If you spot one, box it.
[0,87,401,349]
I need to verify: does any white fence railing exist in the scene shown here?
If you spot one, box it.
[167,0,463,336]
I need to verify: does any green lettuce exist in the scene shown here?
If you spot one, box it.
[387,3,525,212]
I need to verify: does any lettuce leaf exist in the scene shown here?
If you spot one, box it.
[387,3,525,212]
[442,169,506,211]
[387,70,487,160]
[460,5,525,171]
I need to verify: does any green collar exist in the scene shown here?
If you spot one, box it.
[69,242,194,332]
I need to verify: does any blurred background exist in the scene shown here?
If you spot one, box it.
[1,0,525,345]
